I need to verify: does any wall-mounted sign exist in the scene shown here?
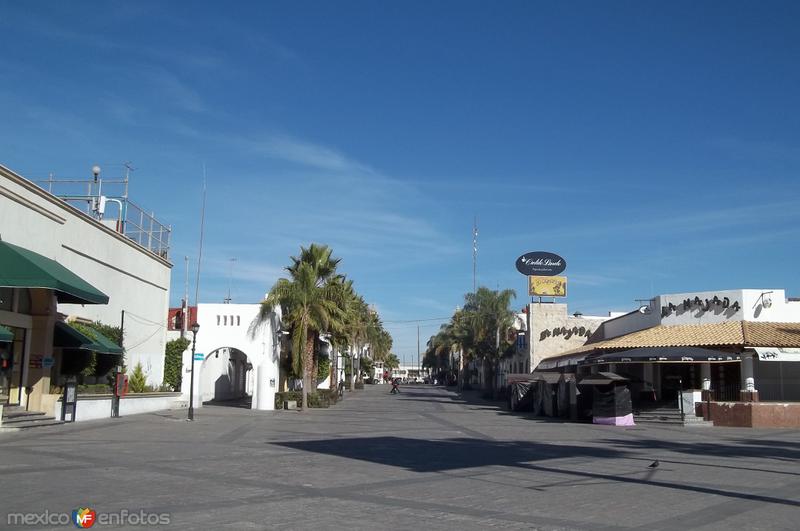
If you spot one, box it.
[529,275,567,297]
[194,352,205,361]
[660,295,740,318]
[540,326,593,341]
[754,347,800,362]
[516,251,566,276]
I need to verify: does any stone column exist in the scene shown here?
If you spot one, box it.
[701,363,711,390]
[27,293,56,413]
[740,353,759,402]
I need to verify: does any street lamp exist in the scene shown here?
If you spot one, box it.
[188,322,200,421]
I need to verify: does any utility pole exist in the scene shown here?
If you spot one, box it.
[417,325,420,376]
[182,255,189,339]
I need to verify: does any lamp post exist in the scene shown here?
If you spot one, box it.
[188,322,200,421]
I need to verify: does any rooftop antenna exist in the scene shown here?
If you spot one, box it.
[122,161,134,200]
[224,258,237,304]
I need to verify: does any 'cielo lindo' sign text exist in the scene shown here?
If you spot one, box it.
[515,251,566,276]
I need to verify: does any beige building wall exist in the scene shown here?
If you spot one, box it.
[527,303,608,371]
[0,164,171,392]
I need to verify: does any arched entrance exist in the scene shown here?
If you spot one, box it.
[199,347,253,404]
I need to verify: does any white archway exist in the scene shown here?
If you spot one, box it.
[181,303,282,411]
[199,347,252,403]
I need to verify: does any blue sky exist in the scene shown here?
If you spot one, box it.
[2,1,800,364]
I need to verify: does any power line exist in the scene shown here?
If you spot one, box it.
[124,311,167,328]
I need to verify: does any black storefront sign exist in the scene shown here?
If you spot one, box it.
[516,252,566,276]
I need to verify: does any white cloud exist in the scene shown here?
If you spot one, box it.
[249,134,374,174]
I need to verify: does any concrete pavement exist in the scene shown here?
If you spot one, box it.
[1,384,799,530]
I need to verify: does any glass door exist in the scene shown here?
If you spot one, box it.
[0,341,10,404]
[0,326,26,405]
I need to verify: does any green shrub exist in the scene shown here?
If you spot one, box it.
[77,383,112,395]
[163,337,189,391]
[128,363,148,393]
[274,390,336,409]
[316,354,330,383]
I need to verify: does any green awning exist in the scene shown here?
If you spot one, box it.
[0,324,13,343]
[54,322,123,355]
[0,240,109,305]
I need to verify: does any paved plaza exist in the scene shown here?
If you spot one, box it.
[1,385,799,530]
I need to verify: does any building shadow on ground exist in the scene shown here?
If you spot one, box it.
[203,396,253,409]
[599,436,800,464]
[274,435,622,473]
[273,435,800,507]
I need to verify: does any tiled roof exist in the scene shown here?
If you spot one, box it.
[595,321,744,349]
[539,321,800,364]
[743,322,800,347]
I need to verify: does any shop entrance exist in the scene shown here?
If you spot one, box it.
[0,326,26,405]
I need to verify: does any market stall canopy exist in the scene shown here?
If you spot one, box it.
[0,324,13,342]
[586,346,740,364]
[530,371,562,384]
[54,321,123,354]
[0,240,109,305]
[578,372,628,386]
[537,351,591,370]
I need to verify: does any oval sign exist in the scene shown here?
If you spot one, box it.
[515,251,566,276]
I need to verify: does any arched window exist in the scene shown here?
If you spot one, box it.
[236,316,241,326]
[217,315,220,326]
[224,315,228,326]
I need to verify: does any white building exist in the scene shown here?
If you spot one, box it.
[541,289,800,427]
[0,164,171,416]
[174,303,282,411]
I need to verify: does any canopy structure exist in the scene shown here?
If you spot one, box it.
[54,321,123,355]
[585,346,740,365]
[578,372,628,386]
[0,240,109,305]
[0,324,13,342]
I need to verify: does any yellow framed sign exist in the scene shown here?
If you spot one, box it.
[529,275,567,297]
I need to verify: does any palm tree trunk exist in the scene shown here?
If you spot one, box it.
[330,346,338,395]
[349,346,356,392]
[302,331,315,410]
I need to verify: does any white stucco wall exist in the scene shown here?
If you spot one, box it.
[54,393,182,422]
[0,165,171,386]
[181,303,281,411]
[598,289,800,342]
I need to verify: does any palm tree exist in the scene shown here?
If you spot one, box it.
[462,287,516,394]
[288,244,343,382]
[343,295,369,391]
[252,244,344,410]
